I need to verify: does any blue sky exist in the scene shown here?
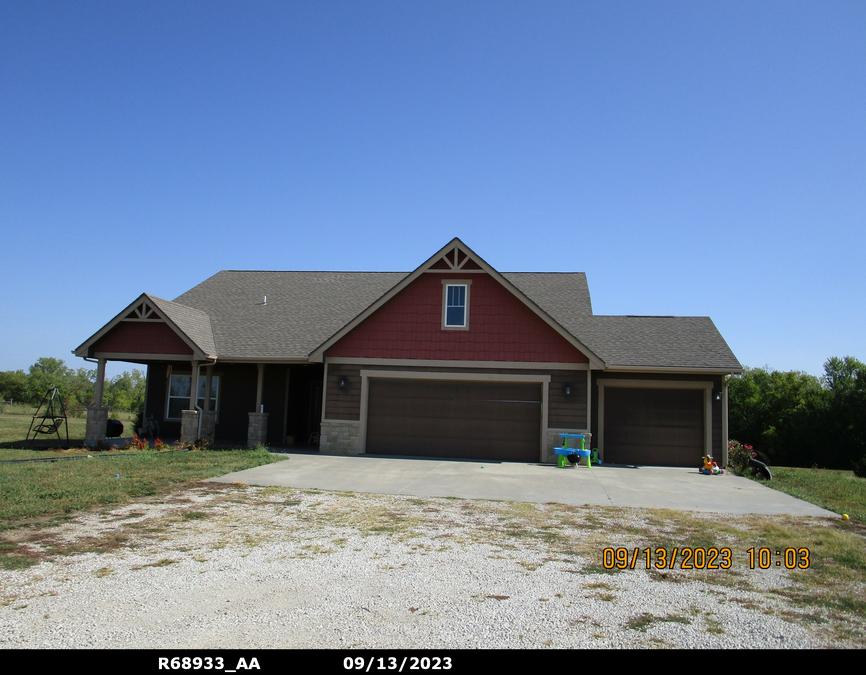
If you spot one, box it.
[2,1,864,379]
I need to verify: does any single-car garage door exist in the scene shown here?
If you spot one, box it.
[604,388,704,467]
[366,379,542,461]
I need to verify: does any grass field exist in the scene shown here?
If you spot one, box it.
[756,466,866,523]
[0,447,284,530]
[0,404,136,448]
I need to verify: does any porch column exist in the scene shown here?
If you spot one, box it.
[255,363,264,411]
[200,365,216,444]
[180,360,200,445]
[93,358,106,408]
[85,358,108,444]
[248,363,268,447]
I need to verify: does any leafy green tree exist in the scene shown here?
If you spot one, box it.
[730,357,866,469]
[728,366,825,466]
[104,369,146,412]
[821,356,866,470]
[26,357,75,404]
[66,368,96,411]
[0,370,29,404]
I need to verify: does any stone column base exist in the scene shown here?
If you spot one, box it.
[200,411,217,444]
[180,410,200,445]
[85,407,108,443]
[247,412,268,447]
[319,420,361,455]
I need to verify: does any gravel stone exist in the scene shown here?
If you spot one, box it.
[0,485,858,649]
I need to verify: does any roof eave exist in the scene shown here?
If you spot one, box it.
[603,364,745,375]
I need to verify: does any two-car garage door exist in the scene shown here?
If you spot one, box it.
[366,379,542,461]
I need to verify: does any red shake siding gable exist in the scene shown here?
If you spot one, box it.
[93,321,194,355]
[327,273,588,363]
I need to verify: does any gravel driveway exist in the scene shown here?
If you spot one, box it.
[0,483,860,649]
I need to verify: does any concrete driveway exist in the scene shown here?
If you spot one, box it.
[208,452,837,517]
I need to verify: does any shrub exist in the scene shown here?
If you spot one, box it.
[728,439,756,475]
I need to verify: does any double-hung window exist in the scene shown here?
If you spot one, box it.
[443,281,470,329]
[166,373,219,419]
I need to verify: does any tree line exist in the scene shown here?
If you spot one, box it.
[0,357,146,412]
[729,356,865,470]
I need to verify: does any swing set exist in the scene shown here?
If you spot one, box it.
[26,386,69,447]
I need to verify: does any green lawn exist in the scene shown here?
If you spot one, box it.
[0,447,285,528]
[758,466,866,523]
[0,405,136,448]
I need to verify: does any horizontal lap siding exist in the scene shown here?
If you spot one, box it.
[325,364,362,420]
[548,370,588,428]
[324,363,573,422]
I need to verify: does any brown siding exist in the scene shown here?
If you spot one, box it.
[324,362,579,426]
[325,364,362,421]
[548,370,588,428]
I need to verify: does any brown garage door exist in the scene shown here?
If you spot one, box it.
[604,388,704,467]
[366,379,541,461]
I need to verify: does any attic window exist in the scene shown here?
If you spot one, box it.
[442,281,470,329]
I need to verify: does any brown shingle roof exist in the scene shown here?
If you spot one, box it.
[173,271,408,360]
[166,269,740,371]
[574,315,742,370]
[146,294,217,359]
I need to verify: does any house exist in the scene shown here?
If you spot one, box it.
[74,238,743,467]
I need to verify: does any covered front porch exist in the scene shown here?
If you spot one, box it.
[75,294,323,448]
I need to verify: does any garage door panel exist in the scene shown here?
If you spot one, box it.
[366,379,541,461]
[366,432,535,459]
[605,388,704,467]
[369,413,537,442]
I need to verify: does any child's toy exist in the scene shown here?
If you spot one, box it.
[700,455,724,475]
